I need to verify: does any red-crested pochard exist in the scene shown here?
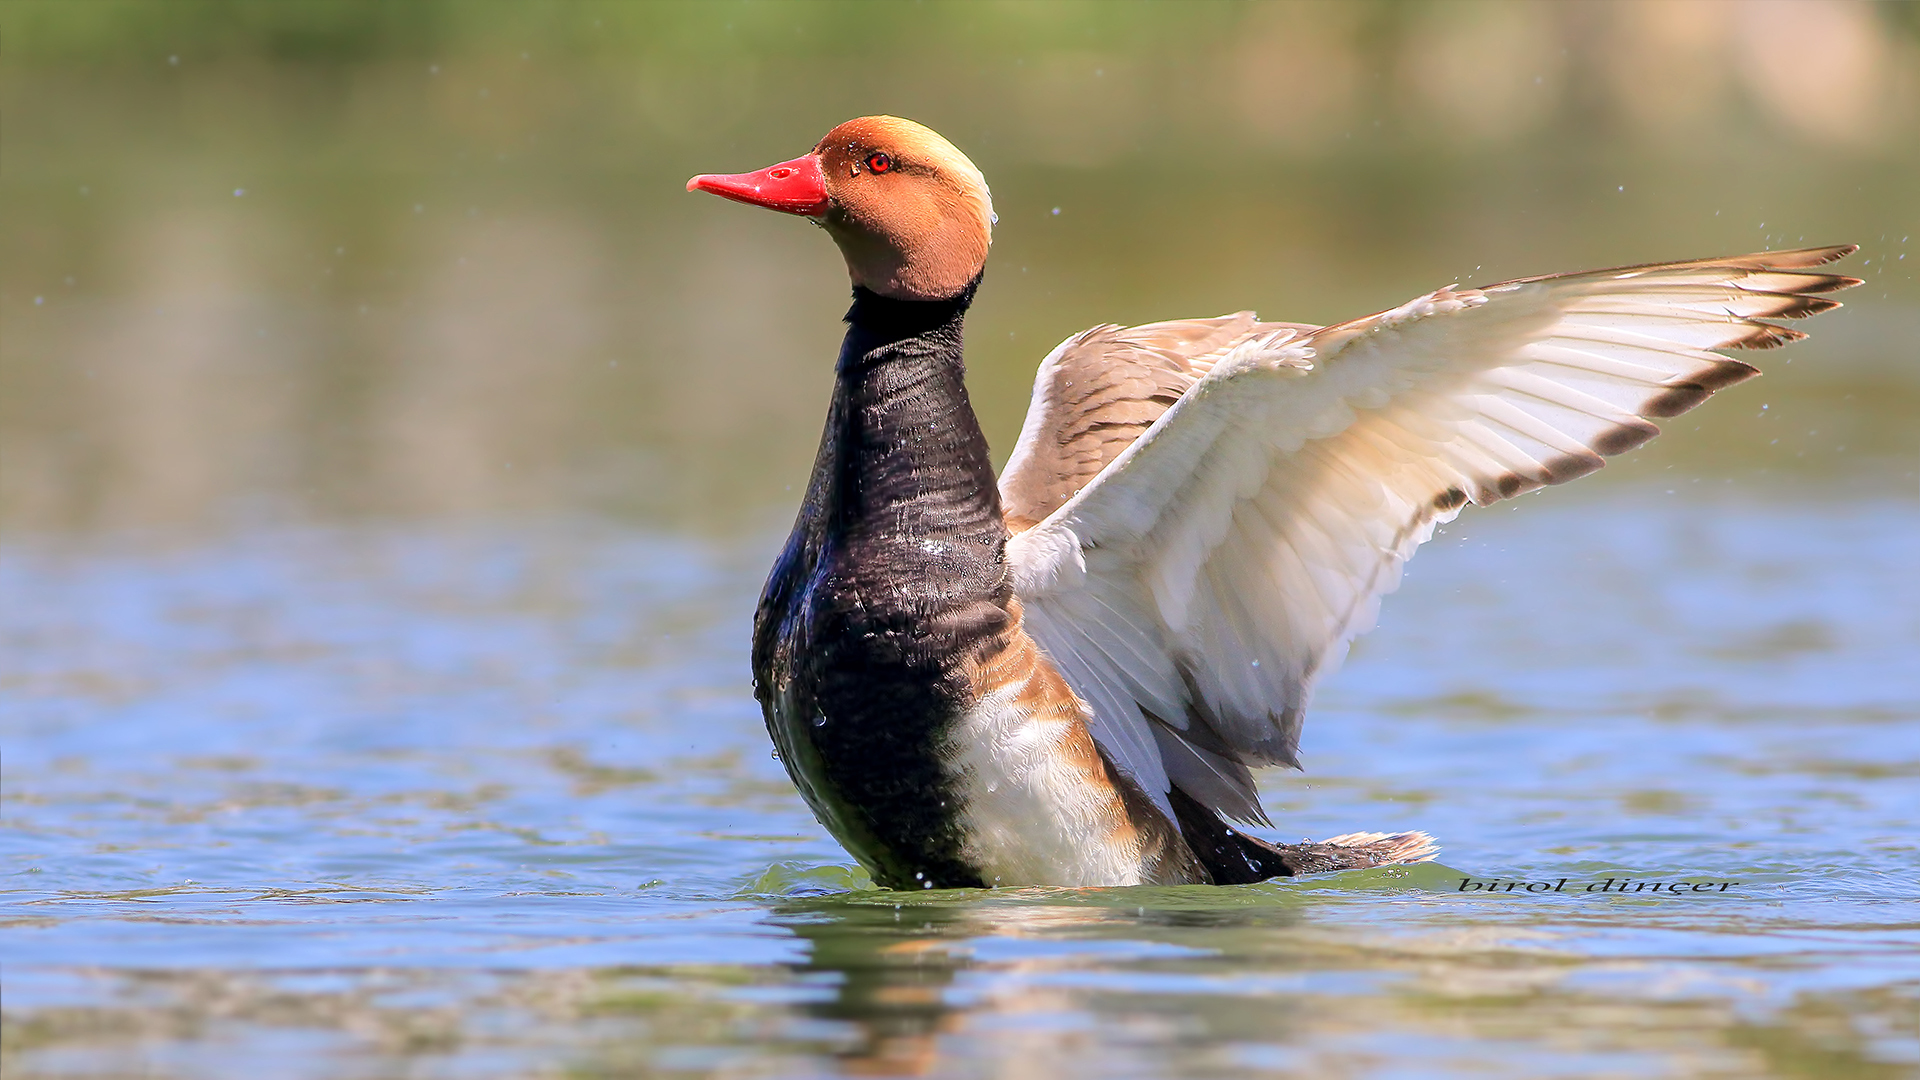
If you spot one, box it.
[688,115,1858,890]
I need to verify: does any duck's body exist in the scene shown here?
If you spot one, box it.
[694,116,1858,890]
[752,283,1193,888]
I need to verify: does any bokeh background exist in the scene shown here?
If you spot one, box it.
[4,0,1915,533]
[4,3,1918,1079]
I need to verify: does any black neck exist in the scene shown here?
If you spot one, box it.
[751,274,1009,889]
[838,280,981,374]
[823,279,1005,558]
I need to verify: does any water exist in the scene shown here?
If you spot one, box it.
[5,6,1919,1076]
[5,494,1917,1078]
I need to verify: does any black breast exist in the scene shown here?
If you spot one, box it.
[752,280,1011,890]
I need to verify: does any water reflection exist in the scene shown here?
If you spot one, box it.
[8,942,1910,1079]
[779,902,977,1076]
[773,891,1313,1074]
[752,879,1920,1078]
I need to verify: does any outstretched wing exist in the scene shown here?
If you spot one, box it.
[1006,246,1859,823]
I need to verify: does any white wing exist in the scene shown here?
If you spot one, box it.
[1006,246,1859,823]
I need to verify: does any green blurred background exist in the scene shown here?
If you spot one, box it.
[4,0,1916,534]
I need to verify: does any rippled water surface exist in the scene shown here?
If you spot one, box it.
[6,497,1918,1078]
[5,5,1920,1077]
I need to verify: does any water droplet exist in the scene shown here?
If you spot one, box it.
[1051,207,1061,216]
[811,715,827,728]
[233,188,246,197]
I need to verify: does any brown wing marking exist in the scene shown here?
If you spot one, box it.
[958,607,1204,884]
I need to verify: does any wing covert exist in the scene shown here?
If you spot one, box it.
[998,313,1319,532]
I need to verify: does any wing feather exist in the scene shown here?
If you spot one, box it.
[1006,245,1859,821]
[998,313,1319,531]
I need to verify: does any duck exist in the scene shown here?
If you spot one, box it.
[687,115,1858,891]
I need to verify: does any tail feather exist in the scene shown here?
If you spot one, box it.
[1169,786,1439,883]
[1269,830,1440,875]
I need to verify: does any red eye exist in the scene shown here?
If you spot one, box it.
[866,152,892,174]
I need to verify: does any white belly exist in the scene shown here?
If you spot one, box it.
[943,684,1150,887]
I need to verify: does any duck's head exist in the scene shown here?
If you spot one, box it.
[687,115,994,302]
